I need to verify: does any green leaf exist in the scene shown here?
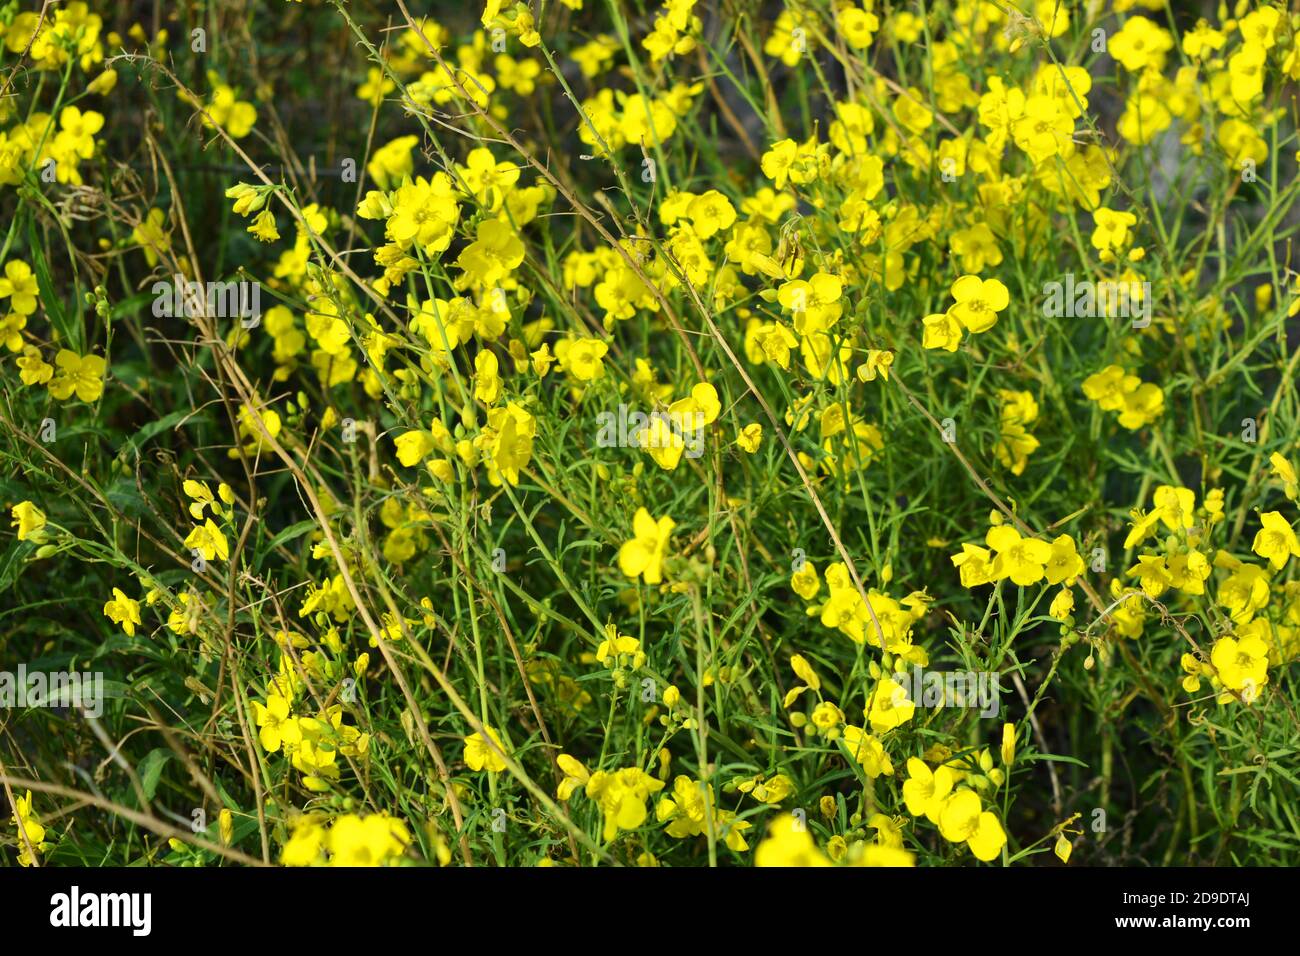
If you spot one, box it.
[256,519,319,571]
[138,748,171,800]
[1027,753,1089,768]
[110,290,159,321]
[120,409,194,457]
[28,218,80,352]
[0,542,27,595]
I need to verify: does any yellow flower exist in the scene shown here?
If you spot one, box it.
[994,388,1041,475]
[893,86,933,135]
[938,789,1006,861]
[1091,207,1137,255]
[948,275,1009,334]
[476,402,536,486]
[1269,453,1299,501]
[747,319,800,366]
[1167,549,1211,596]
[1215,556,1270,624]
[656,776,751,850]
[356,66,394,106]
[183,479,231,521]
[951,543,996,587]
[865,811,902,846]
[366,135,418,190]
[1048,587,1075,620]
[635,415,687,472]
[790,653,821,691]
[456,218,524,288]
[48,350,106,402]
[1082,364,1135,411]
[0,261,39,317]
[811,700,844,731]
[585,767,664,841]
[1216,118,1267,167]
[754,813,832,866]
[1127,554,1171,598]
[735,422,763,453]
[856,843,916,867]
[1238,6,1282,49]
[595,624,645,669]
[680,382,722,424]
[1108,16,1173,72]
[473,350,502,405]
[1153,485,1195,531]
[1048,831,1072,864]
[1011,94,1072,164]
[1210,634,1269,704]
[736,773,794,804]
[1116,382,1164,430]
[11,501,47,542]
[10,790,47,867]
[55,105,104,160]
[556,754,591,800]
[1000,723,1016,767]
[840,725,893,777]
[791,562,820,600]
[281,816,327,866]
[922,311,962,351]
[495,53,542,96]
[395,429,437,467]
[685,189,736,239]
[837,5,880,49]
[778,271,843,335]
[225,182,265,216]
[382,174,460,256]
[1182,20,1226,59]
[1043,535,1084,586]
[325,813,411,866]
[572,35,619,78]
[17,346,54,386]
[202,82,257,138]
[902,757,955,823]
[554,336,609,382]
[131,208,171,267]
[1031,0,1068,38]
[760,136,823,190]
[856,349,893,382]
[866,678,914,733]
[481,0,540,48]
[252,692,301,753]
[88,68,118,96]
[618,507,675,585]
[248,209,279,242]
[292,735,340,790]
[166,592,199,635]
[103,587,142,636]
[185,519,230,562]
[1252,511,1300,570]
[986,525,1051,586]
[463,724,508,773]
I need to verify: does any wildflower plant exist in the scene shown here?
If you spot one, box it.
[1,0,1299,870]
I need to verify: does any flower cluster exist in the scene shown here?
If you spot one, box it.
[4,0,1300,871]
